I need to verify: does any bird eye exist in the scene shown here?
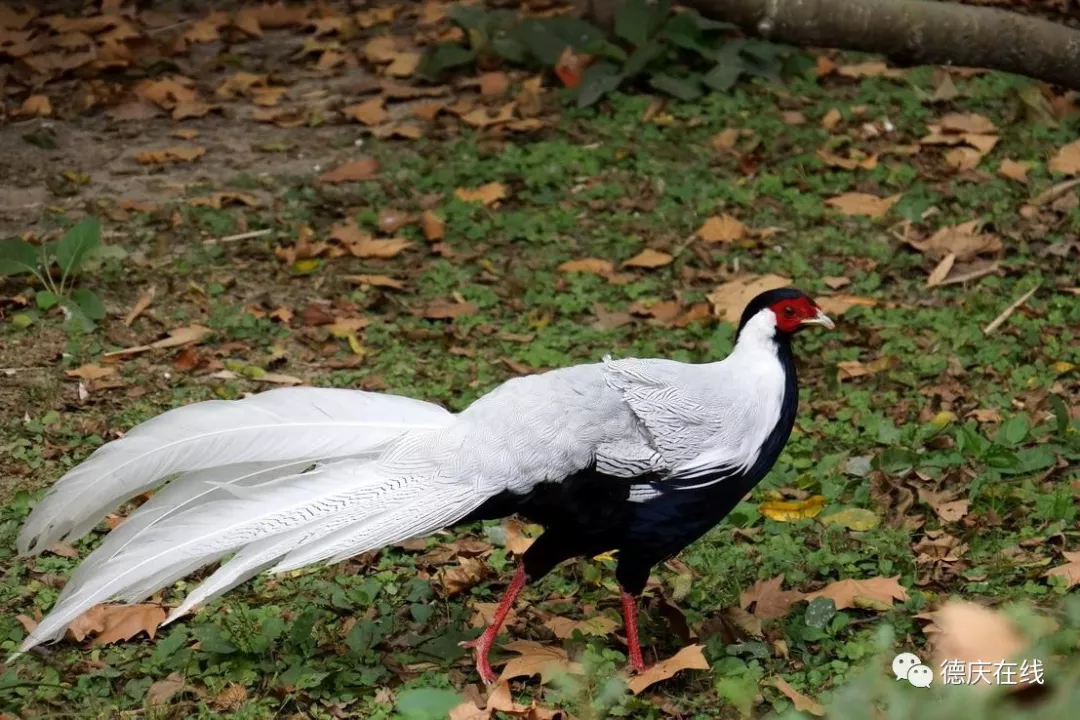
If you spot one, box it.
[783,306,796,318]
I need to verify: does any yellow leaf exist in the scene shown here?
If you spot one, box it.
[293,258,320,275]
[819,508,879,531]
[558,258,614,275]
[760,495,826,522]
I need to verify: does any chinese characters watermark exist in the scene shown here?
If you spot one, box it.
[891,653,1046,688]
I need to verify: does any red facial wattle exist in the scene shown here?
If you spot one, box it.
[770,296,824,334]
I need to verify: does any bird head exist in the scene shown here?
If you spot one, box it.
[736,288,834,342]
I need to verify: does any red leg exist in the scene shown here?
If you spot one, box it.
[620,587,647,673]
[460,564,527,685]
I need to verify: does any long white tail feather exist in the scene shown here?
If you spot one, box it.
[18,387,453,554]
[17,462,382,653]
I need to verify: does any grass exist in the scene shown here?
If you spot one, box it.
[1,56,1079,720]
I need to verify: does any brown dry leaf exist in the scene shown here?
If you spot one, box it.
[559,258,614,275]
[698,214,745,243]
[498,640,583,684]
[213,684,248,712]
[420,210,446,241]
[449,698,490,720]
[740,575,804,619]
[837,356,897,381]
[438,556,489,596]
[455,182,507,206]
[146,673,185,706]
[544,615,618,639]
[479,71,510,96]
[825,192,901,217]
[926,253,956,287]
[363,35,401,63]
[627,644,710,695]
[386,52,421,78]
[821,108,842,130]
[908,220,1003,261]
[105,325,211,358]
[343,97,388,126]
[47,541,80,558]
[623,249,673,269]
[319,157,379,183]
[780,111,806,126]
[1048,139,1080,175]
[939,112,996,134]
[66,364,116,381]
[1045,551,1080,589]
[929,601,1037,691]
[423,300,478,320]
[502,518,535,555]
[998,159,1033,183]
[18,94,52,117]
[707,274,791,323]
[371,122,426,140]
[330,219,411,259]
[945,146,984,171]
[773,678,824,716]
[461,102,517,128]
[817,148,878,171]
[69,604,167,646]
[188,192,259,209]
[836,61,905,79]
[815,294,876,316]
[711,128,741,150]
[343,274,404,290]
[135,76,198,109]
[804,576,908,611]
[823,276,850,289]
[135,146,206,165]
[935,499,970,523]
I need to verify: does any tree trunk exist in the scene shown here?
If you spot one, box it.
[583,0,1080,90]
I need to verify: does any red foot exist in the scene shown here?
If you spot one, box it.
[621,587,647,673]
[459,565,527,686]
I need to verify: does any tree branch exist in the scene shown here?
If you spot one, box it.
[583,0,1080,90]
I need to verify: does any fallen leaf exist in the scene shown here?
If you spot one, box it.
[823,276,850,289]
[908,220,1003,261]
[146,673,185,706]
[773,678,824,716]
[929,601,1037,691]
[945,146,984,171]
[135,146,206,164]
[804,576,908,611]
[815,294,876,316]
[319,157,379,183]
[342,97,388,126]
[1048,139,1080,175]
[105,325,211,357]
[417,210,445,241]
[627,644,710,694]
[18,94,52,117]
[438,556,489,596]
[837,356,897,380]
[825,192,901,217]
[820,108,842,130]
[939,112,996,134]
[455,183,507,206]
[501,518,535,555]
[188,192,259,209]
[559,258,613,275]
[47,541,80,557]
[836,61,905,79]
[386,52,421,77]
[68,604,167,645]
[760,495,826,522]
[707,274,791,323]
[498,640,583,684]
[712,128,741,150]
[819,507,879,531]
[926,252,956,287]
[66,364,116,381]
[554,46,590,89]
[423,300,477,320]
[698,214,745,243]
[740,575,805,619]
[780,111,806,126]
[544,615,618,639]
[330,219,411,259]
[1045,551,1080,588]
[479,72,510,96]
[343,274,404,290]
[623,249,672,269]
[817,148,878,171]
[998,159,1033,183]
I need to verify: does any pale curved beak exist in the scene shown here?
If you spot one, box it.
[801,309,835,330]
